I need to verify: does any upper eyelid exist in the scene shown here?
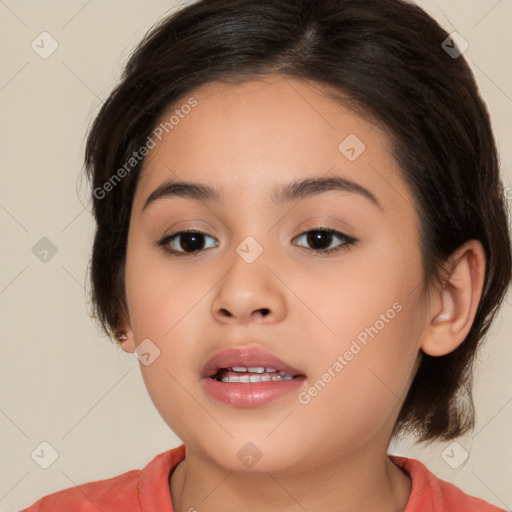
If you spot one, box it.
[168,225,349,238]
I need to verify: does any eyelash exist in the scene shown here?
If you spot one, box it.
[156,227,357,257]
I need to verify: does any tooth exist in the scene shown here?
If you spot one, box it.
[221,375,236,382]
[265,367,277,372]
[232,366,247,372]
[219,373,294,383]
[248,367,265,373]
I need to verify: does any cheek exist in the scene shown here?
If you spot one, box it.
[124,241,210,435]
[124,232,211,377]
[292,306,421,456]
[124,233,206,339]
[299,230,424,412]
[312,228,423,342]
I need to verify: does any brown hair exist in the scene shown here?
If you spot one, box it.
[84,0,511,444]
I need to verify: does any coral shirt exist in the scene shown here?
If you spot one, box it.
[22,443,505,511]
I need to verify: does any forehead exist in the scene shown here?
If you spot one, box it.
[133,76,414,217]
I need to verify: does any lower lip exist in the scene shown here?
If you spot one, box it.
[201,375,306,408]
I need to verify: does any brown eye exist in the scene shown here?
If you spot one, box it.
[293,228,356,255]
[157,227,357,257]
[158,230,218,255]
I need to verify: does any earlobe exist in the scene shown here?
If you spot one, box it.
[116,326,136,353]
[420,240,486,357]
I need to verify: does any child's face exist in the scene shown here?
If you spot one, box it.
[122,76,429,470]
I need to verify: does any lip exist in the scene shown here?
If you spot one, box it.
[200,346,306,408]
[201,346,305,379]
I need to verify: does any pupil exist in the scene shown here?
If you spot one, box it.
[308,231,331,250]
[182,233,203,252]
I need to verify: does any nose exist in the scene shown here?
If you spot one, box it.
[210,251,287,325]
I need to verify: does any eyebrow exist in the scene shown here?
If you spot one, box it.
[142,175,383,212]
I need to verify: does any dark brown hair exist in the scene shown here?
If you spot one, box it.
[84,0,511,444]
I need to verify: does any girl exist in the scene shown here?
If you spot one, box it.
[22,0,511,510]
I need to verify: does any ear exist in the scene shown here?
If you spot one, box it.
[420,239,486,357]
[116,319,136,354]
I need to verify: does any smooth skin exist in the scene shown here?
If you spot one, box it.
[118,76,486,512]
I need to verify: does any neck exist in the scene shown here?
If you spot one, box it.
[169,444,411,512]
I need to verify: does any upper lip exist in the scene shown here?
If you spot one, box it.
[202,346,305,379]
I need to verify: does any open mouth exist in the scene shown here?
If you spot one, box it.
[201,345,305,385]
[201,347,306,407]
[210,366,299,383]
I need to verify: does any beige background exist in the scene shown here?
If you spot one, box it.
[1,1,511,510]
